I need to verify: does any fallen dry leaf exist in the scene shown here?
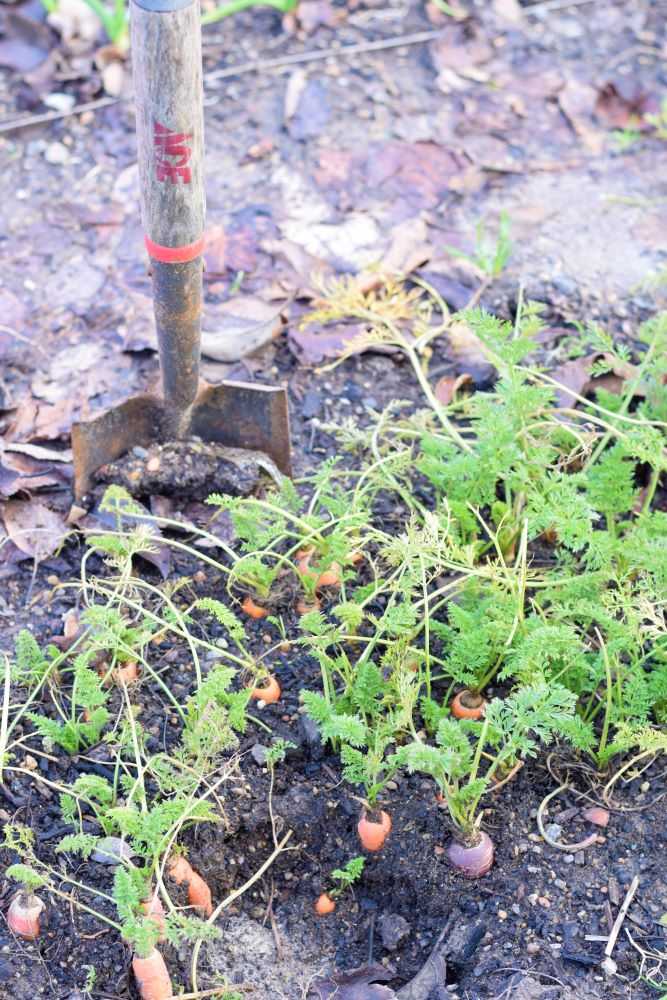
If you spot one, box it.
[7,396,77,443]
[288,322,370,366]
[83,498,171,579]
[366,142,465,211]
[550,356,597,408]
[120,289,157,353]
[311,964,396,1000]
[204,224,227,277]
[314,148,354,190]
[261,238,332,299]
[558,78,604,154]
[551,352,638,408]
[3,499,69,562]
[492,0,523,24]
[201,297,285,362]
[0,9,53,72]
[594,80,655,130]
[0,31,48,73]
[448,320,495,386]
[430,25,493,74]
[0,446,72,498]
[282,214,383,272]
[95,42,127,97]
[287,77,330,140]
[295,0,343,33]
[48,0,102,53]
[378,217,434,276]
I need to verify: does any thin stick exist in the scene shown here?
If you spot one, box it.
[0,655,11,786]
[0,30,442,134]
[190,830,294,992]
[525,0,595,13]
[205,29,443,84]
[601,875,640,975]
[0,97,119,135]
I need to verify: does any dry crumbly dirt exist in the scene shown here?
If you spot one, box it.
[1,1,667,998]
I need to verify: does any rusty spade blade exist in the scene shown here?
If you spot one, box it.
[72,381,291,499]
[71,0,291,499]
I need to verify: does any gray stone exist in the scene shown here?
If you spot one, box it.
[379,911,410,950]
[91,836,133,865]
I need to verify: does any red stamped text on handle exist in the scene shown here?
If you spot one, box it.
[153,121,193,184]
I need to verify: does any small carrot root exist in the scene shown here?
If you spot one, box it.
[249,675,281,705]
[167,854,192,885]
[167,855,214,917]
[357,809,392,852]
[446,831,495,878]
[187,871,213,917]
[98,659,139,687]
[451,690,486,720]
[7,892,44,940]
[115,661,139,685]
[141,893,167,942]
[314,892,336,915]
[132,948,173,1000]
[582,806,610,828]
[316,562,342,588]
[241,595,268,619]
[296,597,321,615]
[296,548,342,589]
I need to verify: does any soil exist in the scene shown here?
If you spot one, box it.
[0,1,667,998]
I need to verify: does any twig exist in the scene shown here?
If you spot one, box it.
[190,830,294,992]
[0,97,119,135]
[0,655,11,787]
[205,29,444,84]
[524,0,596,13]
[171,988,255,999]
[601,875,640,975]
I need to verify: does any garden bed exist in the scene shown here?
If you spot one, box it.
[1,2,667,999]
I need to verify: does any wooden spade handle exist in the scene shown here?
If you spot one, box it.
[130,0,205,257]
[130,0,205,418]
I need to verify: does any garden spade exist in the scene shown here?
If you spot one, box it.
[72,0,291,499]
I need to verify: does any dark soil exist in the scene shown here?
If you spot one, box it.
[1,1,667,998]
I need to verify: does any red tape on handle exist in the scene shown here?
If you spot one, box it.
[145,235,204,263]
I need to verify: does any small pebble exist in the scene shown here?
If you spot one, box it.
[526,941,540,955]
[45,141,70,165]
[146,456,161,472]
[92,837,133,865]
[498,909,508,920]
[43,92,76,113]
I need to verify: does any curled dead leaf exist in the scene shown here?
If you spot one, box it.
[558,78,604,155]
[3,499,69,562]
[448,321,495,387]
[201,297,286,362]
[551,352,640,408]
[434,372,473,406]
[311,964,397,1000]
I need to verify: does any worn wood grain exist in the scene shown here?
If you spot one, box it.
[130,0,205,248]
